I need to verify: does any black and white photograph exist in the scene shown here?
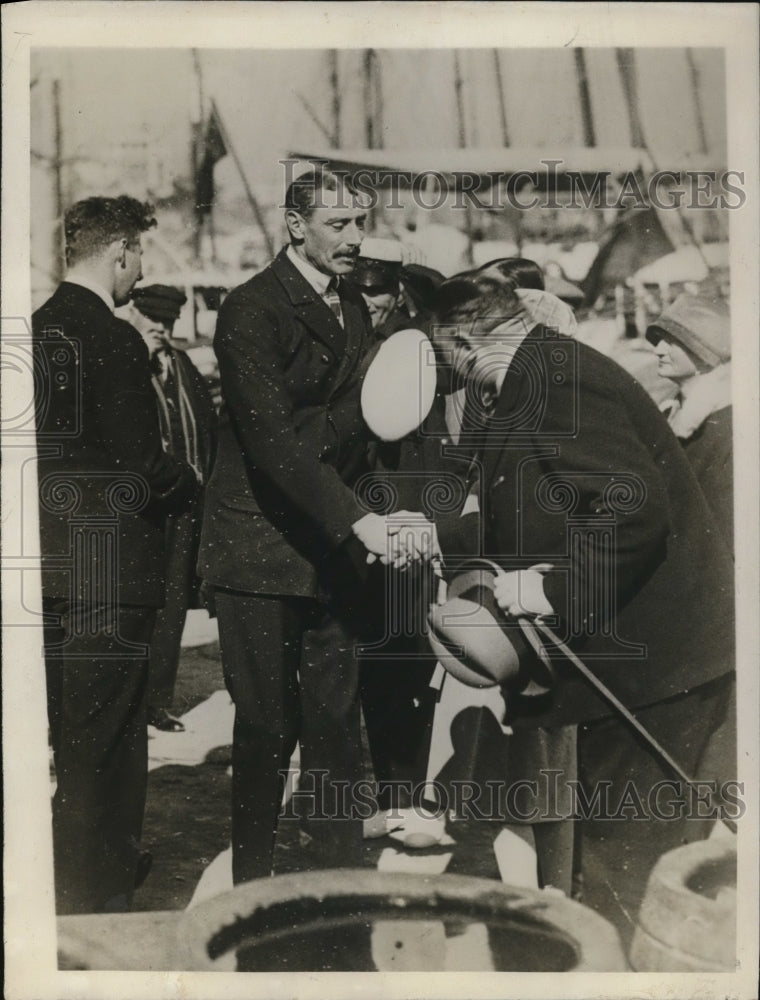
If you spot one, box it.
[2,3,759,998]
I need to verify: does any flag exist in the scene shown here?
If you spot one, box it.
[195,102,228,219]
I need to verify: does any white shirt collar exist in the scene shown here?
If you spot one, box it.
[286,244,334,296]
[65,274,115,313]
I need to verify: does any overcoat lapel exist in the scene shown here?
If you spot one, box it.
[330,285,367,396]
[271,249,347,361]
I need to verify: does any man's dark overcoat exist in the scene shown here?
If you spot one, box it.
[199,249,375,595]
[198,248,376,883]
[33,280,197,913]
[443,325,735,727]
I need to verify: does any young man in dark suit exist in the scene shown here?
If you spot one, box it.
[431,275,735,942]
[199,169,414,883]
[33,197,199,913]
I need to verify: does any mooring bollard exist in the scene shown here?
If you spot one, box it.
[176,869,628,972]
[629,838,737,972]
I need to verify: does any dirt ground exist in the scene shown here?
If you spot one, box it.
[132,639,504,913]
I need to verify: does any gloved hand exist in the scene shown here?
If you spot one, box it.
[493,564,553,618]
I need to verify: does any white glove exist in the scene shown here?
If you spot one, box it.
[493,565,553,618]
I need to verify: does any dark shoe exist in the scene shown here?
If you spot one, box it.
[147,708,185,732]
[134,851,153,889]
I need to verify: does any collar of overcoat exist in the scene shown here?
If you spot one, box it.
[480,324,553,491]
[271,248,364,364]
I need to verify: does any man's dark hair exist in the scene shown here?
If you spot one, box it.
[476,257,545,292]
[284,167,360,220]
[64,196,157,266]
[433,271,522,328]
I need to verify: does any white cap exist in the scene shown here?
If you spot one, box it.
[359,237,404,264]
[361,329,437,441]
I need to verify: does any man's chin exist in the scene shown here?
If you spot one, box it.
[332,257,358,274]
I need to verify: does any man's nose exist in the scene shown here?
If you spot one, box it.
[343,221,363,246]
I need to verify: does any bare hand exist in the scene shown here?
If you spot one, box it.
[352,511,440,568]
[386,512,440,568]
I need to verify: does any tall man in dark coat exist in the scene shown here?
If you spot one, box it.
[128,284,218,731]
[431,275,736,942]
[33,197,199,913]
[198,169,398,883]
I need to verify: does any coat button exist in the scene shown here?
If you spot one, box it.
[321,353,330,363]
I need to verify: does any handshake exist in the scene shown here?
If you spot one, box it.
[352,511,441,569]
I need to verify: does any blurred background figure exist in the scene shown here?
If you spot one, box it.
[349,236,444,338]
[646,293,733,552]
[129,284,218,731]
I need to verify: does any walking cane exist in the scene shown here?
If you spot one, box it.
[518,615,738,836]
[429,556,737,836]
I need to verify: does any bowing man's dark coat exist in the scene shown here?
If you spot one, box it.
[440,326,735,726]
[33,282,199,607]
[198,248,376,597]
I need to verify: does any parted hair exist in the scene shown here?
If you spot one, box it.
[476,257,545,292]
[433,270,522,329]
[64,196,156,266]
[284,167,361,220]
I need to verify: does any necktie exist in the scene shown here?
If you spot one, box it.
[159,350,173,385]
[324,278,343,326]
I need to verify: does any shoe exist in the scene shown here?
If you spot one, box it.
[134,851,153,889]
[147,708,185,732]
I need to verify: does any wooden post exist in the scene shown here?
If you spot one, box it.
[453,50,467,148]
[329,50,341,148]
[685,49,709,155]
[574,49,597,147]
[453,51,473,264]
[191,50,205,263]
[374,51,385,150]
[615,48,645,148]
[363,50,375,148]
[492,50,510,147]
[52,78,64,284]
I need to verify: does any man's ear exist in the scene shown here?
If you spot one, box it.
[285,209,305,243]
[108,237,128,267]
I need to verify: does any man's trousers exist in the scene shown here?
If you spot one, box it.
[43,599,154,914]
[215,589,365,885]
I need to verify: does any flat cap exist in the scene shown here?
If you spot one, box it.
[131,284,188,323]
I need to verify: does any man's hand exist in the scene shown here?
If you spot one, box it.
[352,512,390,562]
[388,513,441,566]
[352,511,440,567]
[493,565,553,618]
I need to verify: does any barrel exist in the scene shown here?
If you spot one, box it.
[629,838,736,971]
[177,869,627,972]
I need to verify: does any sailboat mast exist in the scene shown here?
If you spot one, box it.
[492,50,510,147]
[329,50,341,148]
[574,48,597,147]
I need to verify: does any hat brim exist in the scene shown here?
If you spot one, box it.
[361,329,437,441]
[428,566,556,695]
